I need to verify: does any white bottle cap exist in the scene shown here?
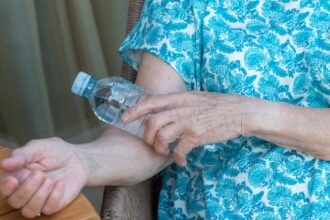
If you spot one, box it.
[71,71,92,96]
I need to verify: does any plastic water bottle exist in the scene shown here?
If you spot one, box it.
[71,71,146,138]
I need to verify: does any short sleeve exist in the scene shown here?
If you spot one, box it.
[118,0,199,91]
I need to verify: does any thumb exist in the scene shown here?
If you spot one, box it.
[0,141,44,172]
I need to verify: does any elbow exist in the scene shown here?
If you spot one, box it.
[303,143,330,161]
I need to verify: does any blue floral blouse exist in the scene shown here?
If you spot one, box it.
[119,0,330,219]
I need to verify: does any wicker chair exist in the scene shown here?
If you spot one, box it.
[100,0,161,219]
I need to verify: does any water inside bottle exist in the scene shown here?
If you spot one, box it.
[92,86,141,128]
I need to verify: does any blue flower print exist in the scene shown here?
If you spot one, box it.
[262,0,286,22]
[146,26,164,45]
[306,90,329,107]
[280,42,297,72]
[305,50,328,76]
[208,53,229,74]
[162,1,187,21]
[169,32,193,52]
[320,0,330,12]
[248,164,271,187]
[244,48,268,70]
[228,29,246,50]
[258,74,281,100]
[257,32,280,57]
[215,178,236,201]
[308,174,327,196]
[293,31,313,48]
[310,11,330,30]
[293,73,311,95]
[247,20,268,34]
[256,212,279,220]
[227,70,258,96]
[267,186,292,207]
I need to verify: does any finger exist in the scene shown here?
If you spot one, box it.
[0,176,19,198]
[122,93,195,123]
[5,168,32,184]
[1,141,45,172]
[144,106,209,146]
[7,171,46,209]
[153,122,186,155]
[143,109,180,145]
[122,95,170,123]
[21,178,55,219]
[42,181,65,215]
[173,136,197,167]
[0,154,26,172]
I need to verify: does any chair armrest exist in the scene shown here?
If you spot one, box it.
[100,179,155,220]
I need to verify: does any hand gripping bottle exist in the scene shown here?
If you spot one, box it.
[71,71,146,138]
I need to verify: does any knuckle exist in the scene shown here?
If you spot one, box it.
[32,193,44,204]
[27,139,39,146]
[146,116,158,130]
[24,139,44,152]
[49,137,62,143]
[12,190,28,207]
[156,131,168,143]
[191,129,200,138]
[180,136,196,152]
[187,130,200,144]
[8,196,23,209]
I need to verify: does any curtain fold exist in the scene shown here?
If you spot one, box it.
[0,0,55,143]
[66,0,108,77]
[0,0,129,144]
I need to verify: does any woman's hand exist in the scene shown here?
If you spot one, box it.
[122,92,260,166]
[0,137,88,218]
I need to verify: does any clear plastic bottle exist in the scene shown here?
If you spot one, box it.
[71,71,146,138]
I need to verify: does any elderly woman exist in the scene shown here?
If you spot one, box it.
[1,0,330,219]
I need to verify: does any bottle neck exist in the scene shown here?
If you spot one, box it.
[82,78,96,98]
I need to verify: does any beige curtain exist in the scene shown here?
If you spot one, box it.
[0,0,129,145]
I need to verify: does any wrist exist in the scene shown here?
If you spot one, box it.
[241,98,285,137]
[74,135,136,187]
[69,144,91,186]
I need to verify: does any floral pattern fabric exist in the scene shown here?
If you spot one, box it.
[119,0,330,219]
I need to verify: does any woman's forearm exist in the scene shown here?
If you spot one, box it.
[244,100,330,159]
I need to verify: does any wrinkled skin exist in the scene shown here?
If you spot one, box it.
[122,91,258,166]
